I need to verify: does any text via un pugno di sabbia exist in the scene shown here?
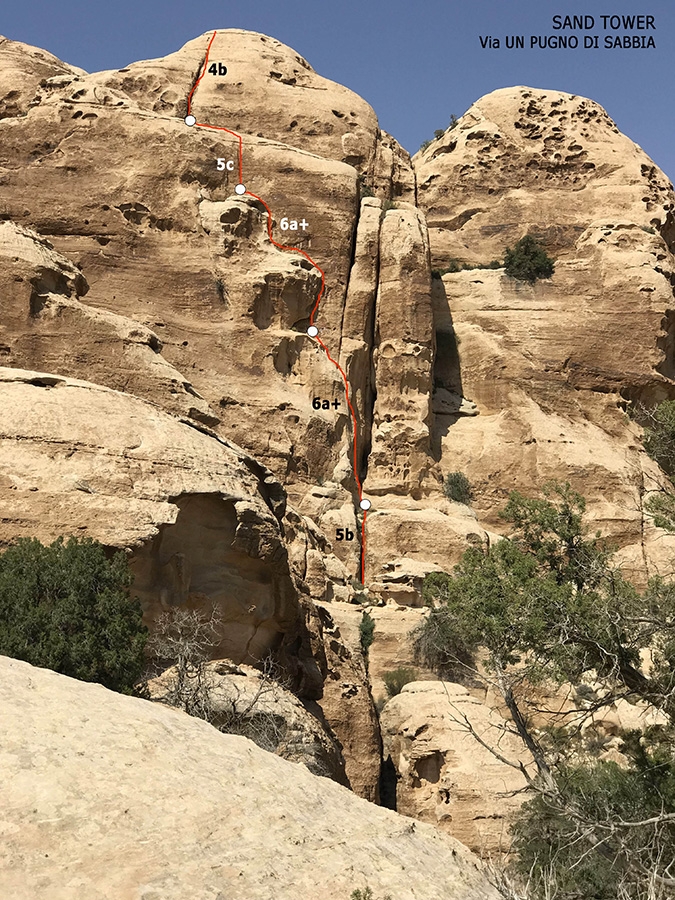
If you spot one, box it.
[480,13,657,50]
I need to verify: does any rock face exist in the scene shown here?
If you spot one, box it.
[1,35,673,599]
[415,86,675,584]
[367,203,435,497]
[0,35,84,118]
[0,364,323,697]
[3,29,675,846]
[416,86,675,266]
[0,220,215,423]
[362,603,432,701]
[0,656,499,900]
[315,601,383,801]
[380,681,530,856]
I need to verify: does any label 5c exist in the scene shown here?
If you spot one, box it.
[216,158,235,171]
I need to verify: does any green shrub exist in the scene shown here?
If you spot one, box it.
[512,751,675,900]
[503,235,555,284]
[358,173,374,199]
[439,258,462,274]
[0,536,147,694]
[641,399,675,475]
[382,667,417,697]
[443,471,472,504]
[419,114,460,153]
[415,481,675,895]
[413,571,478,680]
[359,610,375,656]
[351,889,392,900]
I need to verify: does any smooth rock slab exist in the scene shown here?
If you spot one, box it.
[0,656,499,900]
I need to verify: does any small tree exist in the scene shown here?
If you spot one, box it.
[444,471,472,504]
[0,536,147,693]
[383,667,417,697]
[641,399,675,476]
[419,114,460,152]
[359,610,375,657]
[148,607,221,718]
[414,482,675,897]
[504,235,555,284]
[149,607,289,752]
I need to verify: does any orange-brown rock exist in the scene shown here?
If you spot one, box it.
[315,601,382,801]
[0,30,422,591]
[0,364,325,697]
[416,87,674,266]
[415,87,675,584]
[0,35,84,118]
[4,33,675,834]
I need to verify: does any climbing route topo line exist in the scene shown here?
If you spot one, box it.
[185,30,370,583]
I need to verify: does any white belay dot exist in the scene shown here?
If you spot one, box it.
[234,183,246,195]
[307,325,319,337]
[359,498,372,511]
[184,114,196,126]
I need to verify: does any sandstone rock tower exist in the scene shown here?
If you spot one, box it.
[1,33,675,807]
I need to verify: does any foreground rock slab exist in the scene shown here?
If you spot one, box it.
[0,656,499,900]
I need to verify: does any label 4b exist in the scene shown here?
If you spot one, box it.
[208,63,228,75]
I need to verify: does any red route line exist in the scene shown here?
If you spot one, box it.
[187,30,368,583]
[186,30,217,115]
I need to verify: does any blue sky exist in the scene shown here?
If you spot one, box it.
[3,1,673,179]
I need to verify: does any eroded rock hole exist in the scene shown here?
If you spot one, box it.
[131,494,285,665]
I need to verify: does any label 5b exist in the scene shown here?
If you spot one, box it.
[336,528,354,541]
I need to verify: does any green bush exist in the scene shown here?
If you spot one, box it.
[351,889,392,900]
[443,471,472,504]
[513,750,675,900]
[642,399,675,475]
[0,536,147,693]
[414,481,675,896]
[419,114,460,153]
[382,667,417,697]
[641,400,675,529]
[359,610,375,656]
[503,235,555,284]
[414,570,483,680]
[358,173,374,199]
